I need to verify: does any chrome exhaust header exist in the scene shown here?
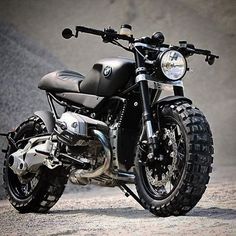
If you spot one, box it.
[70,129,112,183]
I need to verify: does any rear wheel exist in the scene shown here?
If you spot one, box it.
[134,102,214,216]
[3,116,69,213]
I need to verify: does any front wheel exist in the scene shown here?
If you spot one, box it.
[134,102,214,217]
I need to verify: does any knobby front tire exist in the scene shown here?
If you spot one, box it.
[134,101,214,217]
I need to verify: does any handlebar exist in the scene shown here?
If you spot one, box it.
[177,42,219,65]
[62,26,133,42]
[62,26,219,65]
[75,26,104,37]
[75,26,134,42]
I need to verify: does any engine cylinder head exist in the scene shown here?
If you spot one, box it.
[55,112,108,146]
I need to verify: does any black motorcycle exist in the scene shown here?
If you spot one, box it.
[1,25,218,216]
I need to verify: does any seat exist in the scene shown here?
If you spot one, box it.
[38,70,84,93]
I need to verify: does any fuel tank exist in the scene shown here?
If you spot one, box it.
[80,57,135,97]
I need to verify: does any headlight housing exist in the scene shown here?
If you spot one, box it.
[160,50,187,80]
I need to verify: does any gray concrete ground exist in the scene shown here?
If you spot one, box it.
[0,166,235,236]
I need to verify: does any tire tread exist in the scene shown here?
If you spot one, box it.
[135,101,214,217]
[3,116,69,213]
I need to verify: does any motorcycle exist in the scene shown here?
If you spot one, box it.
[1,24,218,216]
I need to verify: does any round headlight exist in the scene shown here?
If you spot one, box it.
[160,50,187,80]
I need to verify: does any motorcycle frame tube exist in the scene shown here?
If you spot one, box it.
[47,92,59,119]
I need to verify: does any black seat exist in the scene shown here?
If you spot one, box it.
[38,70,84,93]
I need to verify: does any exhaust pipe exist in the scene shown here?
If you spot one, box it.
[71,129,112,181]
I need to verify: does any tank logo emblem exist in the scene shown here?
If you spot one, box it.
[103,66,112,78]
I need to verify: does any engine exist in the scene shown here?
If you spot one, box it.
[55,112,108,146]
[55,112,112,185]
[8,111,111,186]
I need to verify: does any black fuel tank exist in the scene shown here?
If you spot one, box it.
[80,58,135,96]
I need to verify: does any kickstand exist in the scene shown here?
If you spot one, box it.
[118,183,145,209]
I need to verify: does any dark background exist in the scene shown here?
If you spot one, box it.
[0,0,235,198]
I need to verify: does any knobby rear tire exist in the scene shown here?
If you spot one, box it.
[3,116,69,213]
[134,101,214,217]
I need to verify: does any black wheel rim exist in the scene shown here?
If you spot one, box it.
[140,116,187,200]
[6,120,43,200]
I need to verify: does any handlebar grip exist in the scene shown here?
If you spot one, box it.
[194,48,211,55]
[76,26,105,37]
[115,33,133,42]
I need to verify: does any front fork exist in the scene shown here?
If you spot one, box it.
[134,48,185,158]
[139,80,154,139]
[135,52,157,157]
[137,79,157,158]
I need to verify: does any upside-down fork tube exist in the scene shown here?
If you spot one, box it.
[134,46,158,157]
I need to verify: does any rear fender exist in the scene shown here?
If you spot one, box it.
[34,111,55,133]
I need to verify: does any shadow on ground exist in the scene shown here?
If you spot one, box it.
[51,207,150,219]
[190,206,236,220]
[50,206,236,220]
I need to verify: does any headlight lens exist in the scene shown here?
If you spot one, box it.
[161,50,186,80]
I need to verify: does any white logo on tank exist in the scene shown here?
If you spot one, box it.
[103,66,112,77]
